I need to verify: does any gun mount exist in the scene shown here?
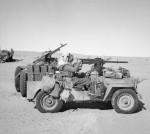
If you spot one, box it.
[33,44,67,65]
[81,58,128,76]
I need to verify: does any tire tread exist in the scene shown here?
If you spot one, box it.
[20,70,27,97]
[14,66,22,92]
[111,89,138,114]
[36,91,63,113]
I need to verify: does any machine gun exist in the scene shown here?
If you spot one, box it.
[80,58,128,76]
[33,44,67,64]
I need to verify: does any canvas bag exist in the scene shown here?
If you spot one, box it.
[103,68,123,79]
[39,75,56,93]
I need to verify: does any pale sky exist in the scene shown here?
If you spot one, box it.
[0,0,150,57]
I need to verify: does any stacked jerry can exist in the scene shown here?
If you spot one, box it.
[26,65,55,99]
[27,65,55,81]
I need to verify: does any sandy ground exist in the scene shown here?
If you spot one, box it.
[0,51,150,134]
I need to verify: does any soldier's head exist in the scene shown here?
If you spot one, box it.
[62,52,74,63]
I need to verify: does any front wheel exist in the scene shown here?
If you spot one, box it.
[111,89,138,114]
[36,91,63,113]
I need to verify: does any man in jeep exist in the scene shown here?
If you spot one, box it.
[57,52,91,90]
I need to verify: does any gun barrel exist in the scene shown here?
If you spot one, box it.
[50,43,67,55]
[33,44,67,64]
[80,59,94,64]
[106,61,128,63]
[61,43,67,47]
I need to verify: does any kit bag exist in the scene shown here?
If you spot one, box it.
[103,67,130,79]
[89,81,106,97]
[119,66,130,78]
[103,69,123,79]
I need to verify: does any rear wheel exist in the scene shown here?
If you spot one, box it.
[111,89,138,114]
[36,91,63,113]
[20,70,27,97]
[14,66,23,92]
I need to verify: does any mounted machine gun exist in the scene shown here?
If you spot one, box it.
[33,44,67,65]
[14,44,67,97]
[80,58,128,76]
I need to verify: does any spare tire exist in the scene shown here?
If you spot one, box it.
[14,66,23,92]
[20,70,27,97]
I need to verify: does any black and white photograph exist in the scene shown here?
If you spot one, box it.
[0,0,150,134]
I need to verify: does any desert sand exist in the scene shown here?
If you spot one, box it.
[0,51,150,134]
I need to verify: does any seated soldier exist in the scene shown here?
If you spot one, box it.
[57,52,91,90]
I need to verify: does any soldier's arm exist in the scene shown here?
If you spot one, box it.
[63,62,81,72]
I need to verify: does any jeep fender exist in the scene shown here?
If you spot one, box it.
[103,84,136,102]
[38,82,61,98]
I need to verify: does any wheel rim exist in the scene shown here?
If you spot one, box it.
[117,94,135,111]
[41,94,58,110]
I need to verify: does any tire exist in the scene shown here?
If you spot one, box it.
[36,91,63,113]
[111,89,138,114]
[20,70,27,97]
[14,66,23,92]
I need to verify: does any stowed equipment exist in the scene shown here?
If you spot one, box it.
[80,58,128,76]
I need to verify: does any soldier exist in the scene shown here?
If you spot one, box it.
[57,52,91,90]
